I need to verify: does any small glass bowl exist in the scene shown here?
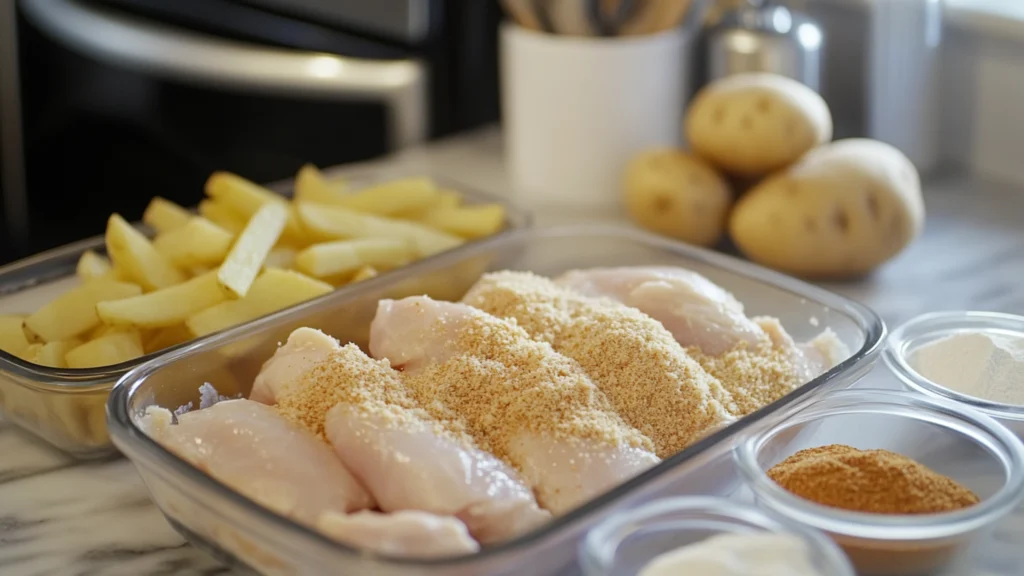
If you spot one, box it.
[885,310,1024,436]
[579,496,855,576]
[735,389,1024,576]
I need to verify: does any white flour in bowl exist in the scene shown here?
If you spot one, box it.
[911,332,1024,405]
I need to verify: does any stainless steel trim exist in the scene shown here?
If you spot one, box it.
[19,0,428,148]
[0,0,29,245]
[240,0,433,44]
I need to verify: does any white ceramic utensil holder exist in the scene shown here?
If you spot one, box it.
[501,23,690,214]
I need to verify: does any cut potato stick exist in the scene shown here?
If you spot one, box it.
[218,203,289,298]
[22,343,43,362]
[76,250,113,281]
[25,281,142,342]
[204,171,305,244]
[297,202,463,257]
[143,325,192,354]
[142,197,192,234]
[264,247,297,270]
[33,339,82,368]
[294,164,348,205]
[65,331,144,369]
[351,266,379,283]
[106,214,187,290]
[198,199,247,235]
[333,177,440,216]
[396,189,462,220]
[153,217,234,267]
[97,271,227,329]
[0,315,30,357]
[420,204,506,239]
[295,238,414,279]
[187,269,332,337]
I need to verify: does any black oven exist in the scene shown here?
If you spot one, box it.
[2,0,501,262]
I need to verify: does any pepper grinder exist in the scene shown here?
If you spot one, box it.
[698,0,825,93]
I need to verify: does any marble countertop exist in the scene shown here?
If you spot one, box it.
[2,128,1024,575]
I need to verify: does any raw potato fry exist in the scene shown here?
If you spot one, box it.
[396,189,462,220]
[65,331,144,369]
[106,214,187,290]
[294,164,348,205]
[33,339,82,368]
[264,247,297,270]
[218,203,289,298]
[24,281,142,342]
[187,269,332,337]
[153,217,234,267]
[143,325,192,354]
[22,343,43,361]
[295,238,415,278]
[198,199,247,235]
[420,204,506,239]
[333,177,440,216]
[351,266,379,282]
[97,271,227,329]
[297,203,463,257]
[76,250,113,281]
[0,315,30,357]
[142,197,192,233]
[204,172,305,244]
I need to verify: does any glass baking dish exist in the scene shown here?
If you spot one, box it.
[108,224,885,576]
[0,170,529,458]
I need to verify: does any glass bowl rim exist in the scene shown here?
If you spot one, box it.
[734,388,1024,541]
[579,495,856,576]
[884,310,1024,420]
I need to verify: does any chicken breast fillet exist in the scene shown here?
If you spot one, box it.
[555,267,850,415]
[463,271,735,457]
[318,510,480,558]
[370,296,659,515]
[266,334,549,543]
[141,399,373,527]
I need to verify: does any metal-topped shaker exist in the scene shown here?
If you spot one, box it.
[700,0,825,92]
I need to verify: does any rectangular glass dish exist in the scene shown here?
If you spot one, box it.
[0,171,530,458]
[108,225,886,576]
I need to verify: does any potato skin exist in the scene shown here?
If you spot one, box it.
[686,73,832,176]
[623,149,733,247]
[728,139,924,278]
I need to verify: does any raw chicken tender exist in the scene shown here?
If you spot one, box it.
[141,399,372,527]
[556,266,764,355]
[318,510,479,558]
[251,327,339,405]
[463,271,735,457]
[270,337,549,543]
[555,267,850,415]
[371,296,659,514]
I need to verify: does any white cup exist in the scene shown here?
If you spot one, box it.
[501,23,691,214]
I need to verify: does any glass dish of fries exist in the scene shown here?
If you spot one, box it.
[0,166,529,457]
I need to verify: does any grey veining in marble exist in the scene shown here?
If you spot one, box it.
[1,128,1023,575]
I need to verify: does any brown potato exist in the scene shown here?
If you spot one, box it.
[729,139,924,278]
[622,149,733,247]
[686,73,832,176]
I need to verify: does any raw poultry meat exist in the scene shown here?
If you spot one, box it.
[265,337,549,543]
[463,271,735,457]
[555,266,764,356]
[554,267,849,415]
[250,327,339,405]
[318,510,480,557]
[370,296,660,514]
[141,399,372,526]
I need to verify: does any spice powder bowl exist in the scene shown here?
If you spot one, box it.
[735,389,1024,576]
[885,310,1024,438]
[579,495,855,576]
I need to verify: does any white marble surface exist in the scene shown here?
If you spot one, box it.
[2,128,1024,575]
